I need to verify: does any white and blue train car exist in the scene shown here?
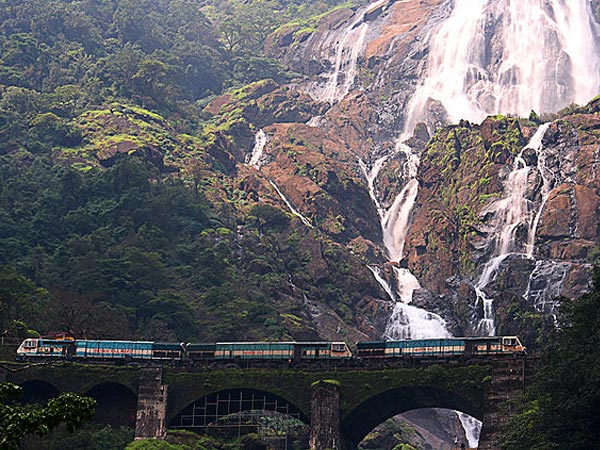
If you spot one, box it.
[75,340,154,360]
[16,338,72,359]
[17,338,184,361]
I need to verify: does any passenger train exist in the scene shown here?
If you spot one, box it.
[16,336,525,364]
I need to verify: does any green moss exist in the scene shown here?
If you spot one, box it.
[70,162,94,172]
[312,379,342,387]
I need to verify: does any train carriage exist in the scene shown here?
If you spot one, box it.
[293,342,352,360]
[17,338,186,362]
[152,342,185,360]
[186,343,216,362]
[356,336,525,360]
[214,342,295,360]
[76,340,154,360]
[466,336,526,356]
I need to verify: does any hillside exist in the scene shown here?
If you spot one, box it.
[2,0,600,348]
[2,1,600,449]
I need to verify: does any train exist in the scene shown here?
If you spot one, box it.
[16,336,525,365]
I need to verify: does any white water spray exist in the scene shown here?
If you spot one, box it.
[474,124,550,334]
[360,144,446,338]
[405,0,600,130]
[458,412,482,449]
[526,123,555,255]
[369,264,449,339]
[314,0,387,103]
[269,181,313,228]
[247,129,267,169]
[357,0,598,338]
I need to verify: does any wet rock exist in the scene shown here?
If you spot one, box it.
[537,184,574,239]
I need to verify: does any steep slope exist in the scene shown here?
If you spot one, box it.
[256,0,600,342]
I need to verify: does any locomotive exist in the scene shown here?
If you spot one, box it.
[16,336,525,364]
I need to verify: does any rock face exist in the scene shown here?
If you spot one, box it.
[198,1,600,343]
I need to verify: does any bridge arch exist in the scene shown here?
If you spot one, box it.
[19,379,60,404]
[85,382,137,427]
[169,388,309,431]
[342,386,483,447]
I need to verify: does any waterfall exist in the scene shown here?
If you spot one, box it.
[526,123,556,255]
[381,144,420,262]
[361,143,450,338]
[359,154,391,212]
[397,0,600,336]
[313,0,387,103]
[352,0,600,339]
[368,265,450,339]
[405,0,600,130]
[457,412,482,449]
[247,129,267,169]
[269,181,313,228]
[524,260,570,318]
[473,124,550,334]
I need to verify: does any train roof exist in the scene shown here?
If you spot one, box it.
[357,336,520,345]
[213,341,345,345]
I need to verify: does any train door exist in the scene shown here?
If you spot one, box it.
[293,345,302,363]
[66,342,76,359]
[464,341,473,357]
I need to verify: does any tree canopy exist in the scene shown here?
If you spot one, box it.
[501,269,600,450]
[0,382,96,449]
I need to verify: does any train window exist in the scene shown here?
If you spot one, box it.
[331,343,346,352]
[503,338,517,346]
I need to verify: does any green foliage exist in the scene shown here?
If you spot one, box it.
[250,203,290,234]
[0,382,96,449]
[126,439,184,450]
[0,0,374,347]
[528,109,541,125]
[501,267,600,449]
[21,424,133,450]
[0,266,49,338]
[126,431,264,449]
[0,0,351,131]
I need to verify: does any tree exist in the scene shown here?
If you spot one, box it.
[0,266,49,339]
[0,382,96,449]
[501,267,600,450]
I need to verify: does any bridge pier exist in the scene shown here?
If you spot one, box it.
[134,367,167,440]
[479,359,527,449]
[310,380,351,450]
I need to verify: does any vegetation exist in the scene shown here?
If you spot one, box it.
[22,424,134,450]
[501,268,600,450]
[0,382,95,449]
[0,0,377,345]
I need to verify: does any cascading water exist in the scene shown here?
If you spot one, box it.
[361,146,451,339]
[313,0,387,104]
[318,0,600,339]
[405,0,600,130]
[473,124,550,334]
[457,412,482,449]
[247,129,267,169]
[395,0,600,337]
[269,181,313,228]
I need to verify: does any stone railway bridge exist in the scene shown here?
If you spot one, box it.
[1,358,535,449]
